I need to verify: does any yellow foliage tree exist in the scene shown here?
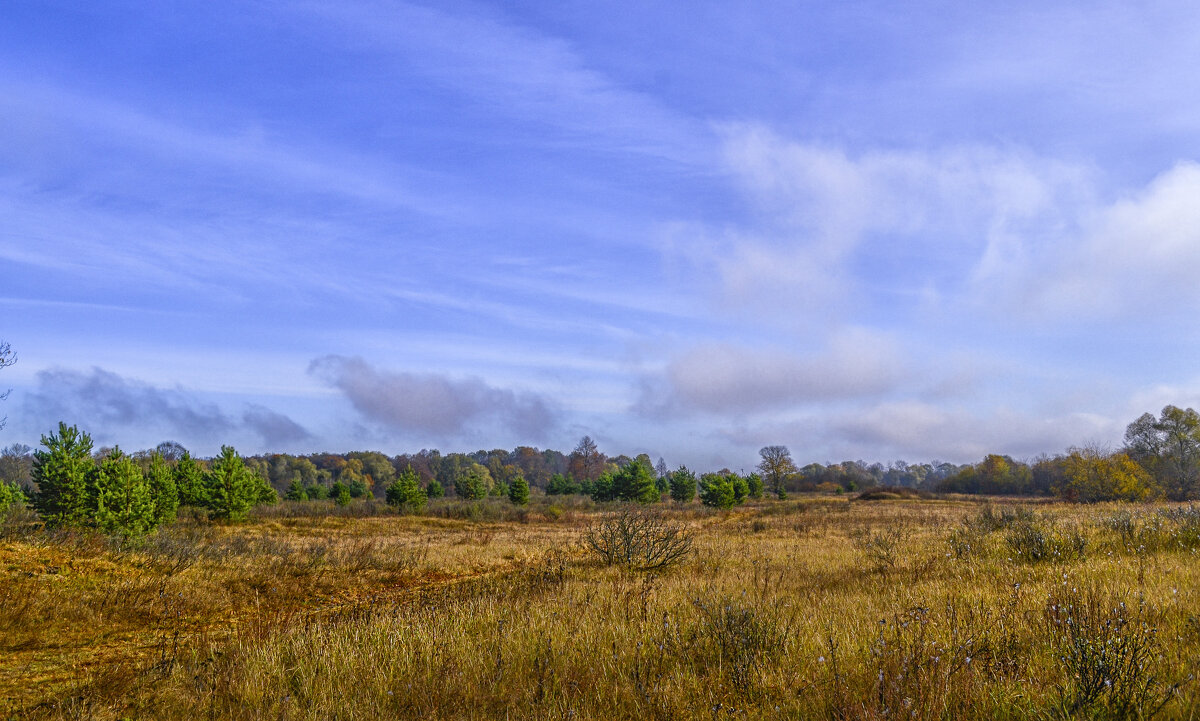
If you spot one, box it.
[1058,446,1157,502]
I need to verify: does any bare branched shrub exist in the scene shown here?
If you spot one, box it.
[1044,588,1177,717]
[583,508,693,571]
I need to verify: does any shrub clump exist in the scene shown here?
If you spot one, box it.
[1044,587,1176,717]
[1005,520,1086,563]
[583,508,693,571]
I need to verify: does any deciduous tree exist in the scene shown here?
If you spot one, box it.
[569,435,606,483]
[1125,405,1200,500]
[758,446,797,500]
[1058,446,1157,502]
[0,341,14,431]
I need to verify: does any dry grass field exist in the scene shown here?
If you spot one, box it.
[3,496,1200,719]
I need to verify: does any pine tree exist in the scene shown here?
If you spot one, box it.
[386,466,426,512]
[455,466,488,500]
[331,480,351,506]
[508,474,530,506]
[174,452,207,507]
[285,478,308,501]
[204,446,257,521]
[146,452,179,525]
[32,422,96,527]
[546,473,581,495]
[731,474,750,505]
[0,479,26,520]
[699,474,736,509]
[254,474,278,505]
[746,473,764,499]
[425,478,444,498]
[669,467,697,503]
[611,459,659,503]
[94,447,155,536]
[588,472,616,502]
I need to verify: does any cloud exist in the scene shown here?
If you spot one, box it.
[298,1,705,163]
[308,355,557,440]
[831,402,1116,461]
[241,405,313,446]
[662,125,1096,326]
[713,401,1119,465]
[992,162,1200,321]
[22,366,310,447]
[691,125,1200,332]
[636,329,908,416]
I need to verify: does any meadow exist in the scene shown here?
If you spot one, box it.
[3,495,1200,719]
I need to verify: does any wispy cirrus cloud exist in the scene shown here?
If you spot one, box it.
[294,0,708,164]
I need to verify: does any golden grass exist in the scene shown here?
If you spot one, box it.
[4,497,1200,719]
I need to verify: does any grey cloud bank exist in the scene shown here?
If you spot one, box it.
[21,367,310,450]
[308,355,558,442]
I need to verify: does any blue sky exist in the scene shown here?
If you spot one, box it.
[5,0,1200,469]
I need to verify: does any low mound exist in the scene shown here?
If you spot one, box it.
[854,486,932,501]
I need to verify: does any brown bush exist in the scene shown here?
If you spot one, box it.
[583,507,693,571]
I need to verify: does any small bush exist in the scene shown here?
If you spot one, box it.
[583,508,693,571]
[971,504,1034,533]
[947,525,984,559]
[0,479,28,519]
[1158,505,1200,550]
[1103,509,1137,542]
[1044,588,1175,717]
[1005,521,1086,563]
[851,526,906,572]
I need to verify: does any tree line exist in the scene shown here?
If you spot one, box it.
[5,405,1200,530]
[1,422,277,536]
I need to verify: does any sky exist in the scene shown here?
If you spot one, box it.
[5,1,1200,470]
